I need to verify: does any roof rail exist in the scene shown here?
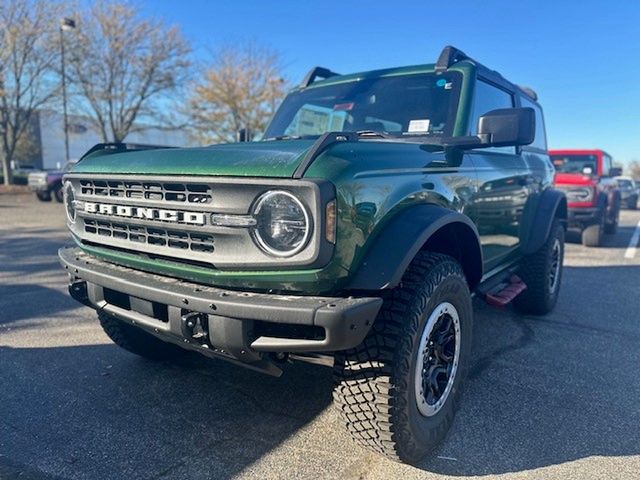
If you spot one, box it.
[518,85,538,101]
[300,66,340,88]
[435,45,475,73]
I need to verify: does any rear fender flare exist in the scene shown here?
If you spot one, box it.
[522,188,567,255]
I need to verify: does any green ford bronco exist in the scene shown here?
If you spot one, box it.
[60,46,567,464]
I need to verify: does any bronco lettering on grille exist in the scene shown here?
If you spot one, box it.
[83,202,206,225]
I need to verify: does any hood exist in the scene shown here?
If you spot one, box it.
[72,140,316,178]
[554,172,597,187]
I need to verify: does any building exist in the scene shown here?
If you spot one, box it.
[18,110,192,170]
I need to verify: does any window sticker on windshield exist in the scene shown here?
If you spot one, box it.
[436,79,453,89]
[333,102,354,111]
[408,119,430,133]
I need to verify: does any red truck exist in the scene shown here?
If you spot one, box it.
[549,149,621,247]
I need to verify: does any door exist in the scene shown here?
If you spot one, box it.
[465,80,529,272]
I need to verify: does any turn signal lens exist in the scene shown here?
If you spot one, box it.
[326,199,336,244]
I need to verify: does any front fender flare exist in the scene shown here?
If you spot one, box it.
[346,205,483,291]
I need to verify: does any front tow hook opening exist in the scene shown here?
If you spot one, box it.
[180,311,209,341]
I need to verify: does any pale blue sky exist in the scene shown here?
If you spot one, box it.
[143,0,640,164]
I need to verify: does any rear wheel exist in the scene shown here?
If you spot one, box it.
[333,252,473,464]
[99,311,187,361]
[514,219,564,315]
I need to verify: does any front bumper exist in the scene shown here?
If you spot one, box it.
[28,183,48,192]
[567,207,600,230]
[59,247,382,375]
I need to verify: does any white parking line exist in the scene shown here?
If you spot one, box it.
[624,220,640,259]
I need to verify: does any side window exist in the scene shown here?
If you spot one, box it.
[601,153,612,176]
[520,96,547,151]
[470,80,515,154]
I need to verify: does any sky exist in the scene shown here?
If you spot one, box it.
[142,0,640,165]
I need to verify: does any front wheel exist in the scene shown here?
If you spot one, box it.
[582,214,604,247]
[99,311,187,361]
[53,185,64,203]
[36,191,51,202]
[333,252,473,464]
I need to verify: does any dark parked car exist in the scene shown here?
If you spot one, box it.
[28,162,76,202]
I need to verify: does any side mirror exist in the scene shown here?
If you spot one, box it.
[477,107,535,147]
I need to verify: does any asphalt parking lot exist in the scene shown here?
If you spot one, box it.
[1,193,640,480]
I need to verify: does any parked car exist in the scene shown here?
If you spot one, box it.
[28,162,76,202]
[59,46,566,464]
[550,149,621,246]
[614,176,638,209]
[13,164,38,175]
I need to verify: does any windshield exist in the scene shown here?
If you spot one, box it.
[550,154,598,174]
[617,179,633,188]
[263,72,462,139]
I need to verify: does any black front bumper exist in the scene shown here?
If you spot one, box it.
[59,247,382,375]
[567,207,600,230]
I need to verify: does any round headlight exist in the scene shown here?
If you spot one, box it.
[64,181,76,223]
[252,190,311,257]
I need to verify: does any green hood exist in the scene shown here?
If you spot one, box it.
[73,140,316,178]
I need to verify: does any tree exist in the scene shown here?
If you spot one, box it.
[188,43,287,144]
[0,0,59,185]
[66,2,191,143]
[628,160,640,180]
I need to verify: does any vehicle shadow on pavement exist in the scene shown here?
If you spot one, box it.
[0,228,78,324]
[423,264,640,476]
[0,343,334,480]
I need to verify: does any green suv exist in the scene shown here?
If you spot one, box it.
[60,46,567,464]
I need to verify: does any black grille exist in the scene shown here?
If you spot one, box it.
[79,179,212,204]
[84,219,214,253]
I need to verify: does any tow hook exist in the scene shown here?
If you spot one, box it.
[181,312,208,341]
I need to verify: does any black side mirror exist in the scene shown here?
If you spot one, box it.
[477,107,535,147]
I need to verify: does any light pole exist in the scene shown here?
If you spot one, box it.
[59,17,76,163]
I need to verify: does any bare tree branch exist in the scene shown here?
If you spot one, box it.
[66,2,191,143]
[0,0,60,184]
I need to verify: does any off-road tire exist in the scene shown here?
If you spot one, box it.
[36,191,51,202]
[581,221,602,247]
[514,219,564,315]
[53,185,64,203]
[98,311,187,361]
[333,252,473,464]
